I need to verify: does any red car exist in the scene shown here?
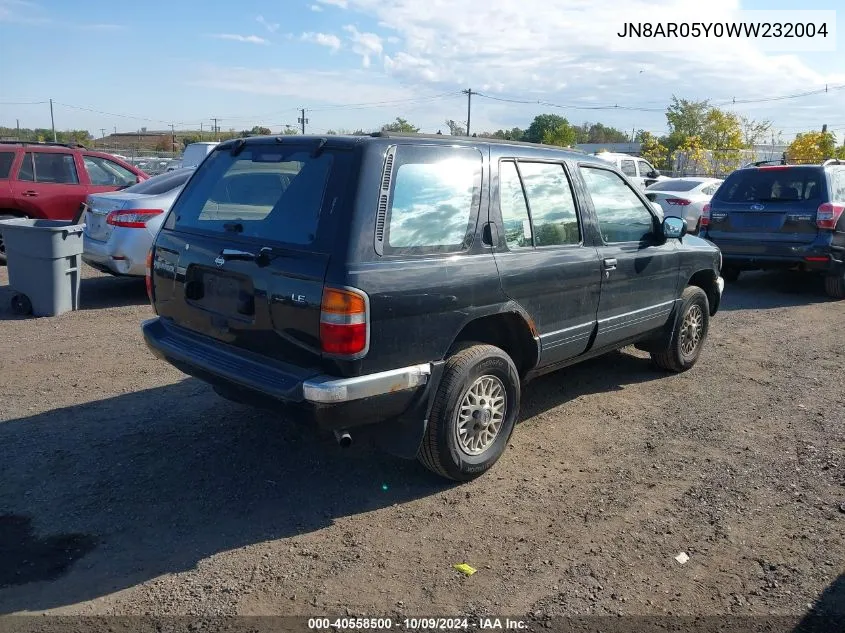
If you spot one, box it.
[0,141,149,261]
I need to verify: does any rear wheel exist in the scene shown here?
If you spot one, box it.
[11,293,32,316]
[418,343,520,482]
[824,273,845,299]
[721,266,740,282]
[651,286,710,373]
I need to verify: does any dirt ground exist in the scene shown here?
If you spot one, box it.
[0,264,842,621]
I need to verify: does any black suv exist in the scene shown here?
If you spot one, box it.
[702,160,845,298]
[142,134,723,481]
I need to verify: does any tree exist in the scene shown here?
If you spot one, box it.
[542,123,576,147]
[445,119,465,136]
[787,131,837,164]
[702,108,744,174]
[525,114,569,144]
[665,96,710,151]
[672,135,707,175]
[182,135,201,148]
[381,117,419,133]
[639,132,669,170]
[485,127,525,141]
[740,116,773,147]
[281,126,299,135]
[574,122,630,144]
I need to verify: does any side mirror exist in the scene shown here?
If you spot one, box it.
[647,170,659,179]
[662,216,686,240]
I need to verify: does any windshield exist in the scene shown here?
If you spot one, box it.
[123,168,194,195]
[647,179,703,192]
[166,145,334,245]
[715,168,823,203]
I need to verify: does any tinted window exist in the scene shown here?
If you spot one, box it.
[638,160,655,174]
[84,156,136,186]
[168,147,333,246]
[122,168,192,195]
[620,159,636,176]
[518,162,580,246]
[498,161,532,249]
[385,146,481,252]
[18,153,34,181]
[715,168,823,203]
[580,166,654,243]
[829,169,845,201]
[0,152,14,179]
[26,153,79,184]
[647,179,701,192]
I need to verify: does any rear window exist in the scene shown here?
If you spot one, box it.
[0,151,14,178]
[647,179,701,192]
[166,145,333,245]
[715,168,824,203]
[383,145,482,254]
[125,168,193,195]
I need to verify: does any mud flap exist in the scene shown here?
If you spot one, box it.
[634,299,684,353]
[372,360,445,460]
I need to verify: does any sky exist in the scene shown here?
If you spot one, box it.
[0,0,843,142]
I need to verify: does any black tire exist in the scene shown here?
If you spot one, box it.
[721,266,740,283]
[651,286,710,373]
[418,343,520,482]
[825,273,845,299]
[0,214,16,265]
[11,293,32,316]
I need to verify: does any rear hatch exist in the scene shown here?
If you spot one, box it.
[151,139,354,369]
[706,166,824,244]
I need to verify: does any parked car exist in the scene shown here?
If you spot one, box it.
[0,141,149,262]
[82,168,194,277]
[142,134,724,481]
[702,160,845,298]
[645,177,723,234]
[169,142,219,171]
[594,151,670,189]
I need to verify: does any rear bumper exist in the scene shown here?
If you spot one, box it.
[713,238,843,273]
[83,229,151,277]
[141,317,434,431]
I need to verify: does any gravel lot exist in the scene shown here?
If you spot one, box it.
[0,265,842,621]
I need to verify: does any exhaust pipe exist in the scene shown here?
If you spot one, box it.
[334,430,353,448]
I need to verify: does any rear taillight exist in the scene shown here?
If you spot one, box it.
[816,203,845,230]
[145,248,155,306]
[665,198,692,206]
[320,287,368,356]
[106,209,164,228]
[700,203,711,228]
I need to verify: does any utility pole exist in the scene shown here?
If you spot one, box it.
[199,122,203,140]
[49,98,56,142]
[114,126,117,135]
[298,108,308,134]
[16,119,20,140]
[462,89,473,137]
[100,128,107,139]
[170,123,176,151]
[211,118,220,140]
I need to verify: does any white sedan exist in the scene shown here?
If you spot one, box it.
[645,177,723,234]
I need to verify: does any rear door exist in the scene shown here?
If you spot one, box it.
[577,163,679,349]
[152,141,352,370]
[10,150,88,220]
[0,150,15,207]
[706,167,822,244]
[491,156,602,365]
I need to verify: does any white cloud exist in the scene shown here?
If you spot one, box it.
[310,4,323,10]
[301,32,342,52]
[210,33,269,45]
[343,25,383,68]
[256,15,279,33]
[316,0,348,7]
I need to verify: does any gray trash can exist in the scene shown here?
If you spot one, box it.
[0,219,85,317]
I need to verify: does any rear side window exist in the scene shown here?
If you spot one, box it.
[383,145,481,254]
[715,169,823,203]
[166,146,333,245]
[0,152,14,178]
[620,159,636,176]
[829,169,845,201]
[18,152,79,184]
[517,162,580,246]
[84,156,137,187]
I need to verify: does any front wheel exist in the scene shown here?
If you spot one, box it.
[418,343,520,482]
[651,286,710,373]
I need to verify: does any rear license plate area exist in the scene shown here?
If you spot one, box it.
[184,267,255,319]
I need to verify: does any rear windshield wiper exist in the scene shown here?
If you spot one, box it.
[223,222,244,233]
[218,246,285,267]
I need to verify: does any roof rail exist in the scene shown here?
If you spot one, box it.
[0,140,87,149]
[369,131,588,152]
[747,159,786,167]
[822,158,844,166]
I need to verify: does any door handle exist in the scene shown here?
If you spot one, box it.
[22,190,38,197]
[603,258,618,270]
